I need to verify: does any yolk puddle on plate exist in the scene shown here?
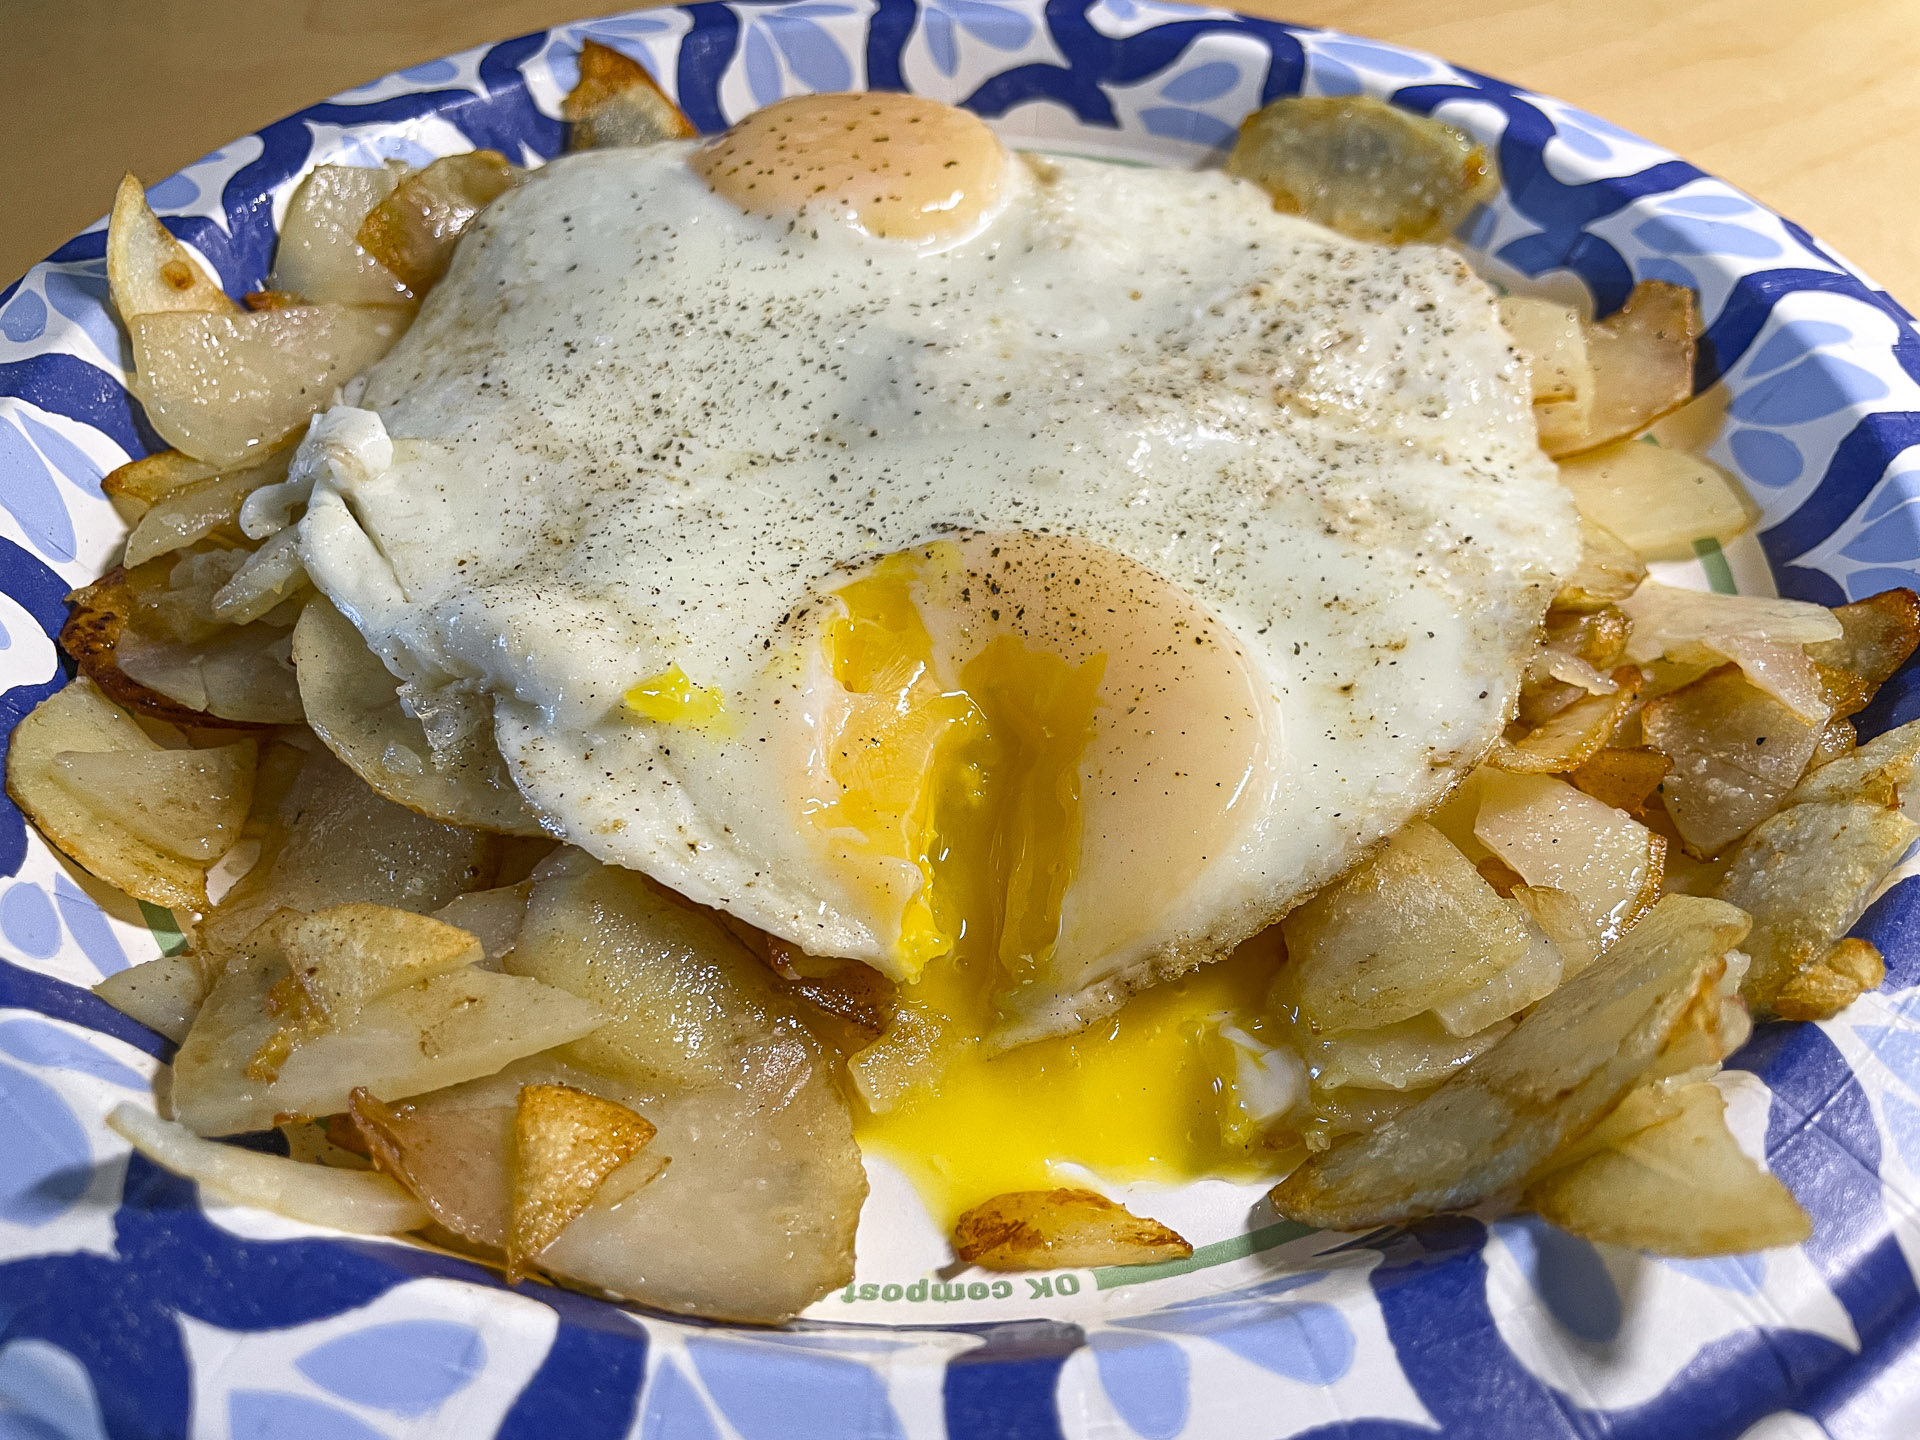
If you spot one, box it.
[807,543,1294,1225]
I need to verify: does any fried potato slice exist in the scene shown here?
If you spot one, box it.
[1554,516,1647,612]
[1808,588,1920,695]
[1782,716,1920,809]
[273,163,414,306]
[506,855,867,1321]
[1809,717,1858,771]
[1270,895,1748,1230]
[563,39,697,150]
[94,954,208,1043]
[1623,582,1840,725]
[1474,771,1663,951]
[108,1102,429,1234]
[196,743,501,967]
[953,1188,1192,1270]
[50,741,255,861]
[130,304,405,468]
[6,678,216,908]
[508,1082,657,1282]
[1570,746,1671,816]
[1772,937,1886,1022]
[1557,439,1757,562]
[1544,281,1699,458]
[1427,924,1563,1037]
[123,447,292,568]
[1303,1012,1515,1092]
[1493,668,1641,774]
[356,151,517,293]
[172,913,603,1134]
[1499,295,1590,406]
[277,903,483,1028]
[432,883,532,967]
[1524,1080,1808,1255]
[108,173,237,320]
[1283,821,1536,1032]
[1642,666,1821,857]
[292,596,546,835]
[350,1084,519,1244]
[1717,799,1917,1015]
[1227,95,1498,245]
[102,449,218,523]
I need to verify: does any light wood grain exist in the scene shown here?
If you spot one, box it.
[2,0,1915,300]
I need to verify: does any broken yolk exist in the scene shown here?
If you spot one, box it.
[802,539,1293,1224]
[625,664,732,732]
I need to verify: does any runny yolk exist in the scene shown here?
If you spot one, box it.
[624,664,732,731]
[803,540,1293,1223]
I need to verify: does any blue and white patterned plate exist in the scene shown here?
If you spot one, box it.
[4,5,1920,1437]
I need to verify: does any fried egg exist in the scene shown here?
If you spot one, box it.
[298,90,1577,1117]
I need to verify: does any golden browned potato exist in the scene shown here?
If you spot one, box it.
[1270,895,1748,1230]
[107,173,237,320]
[953,1188,1192,1270]
[1493,668,1641,774]
[563,39,697,150]
[1569,747,1671,817]
[273,163,415,306]
[1554,516,1647,611]
[356,152,517,293]
[1772,937,1886,1022]
[1524,1080,1809,1254]
[1227,95,1498,245]
[508,1082,657,1282]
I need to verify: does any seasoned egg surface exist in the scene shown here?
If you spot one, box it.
[299,103,1577,1049]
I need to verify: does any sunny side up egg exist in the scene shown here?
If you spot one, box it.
[295,93,1579,1218]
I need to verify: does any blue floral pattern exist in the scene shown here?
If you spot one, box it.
[3,3,1920,1436]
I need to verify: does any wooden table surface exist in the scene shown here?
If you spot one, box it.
[3,0,1917,301]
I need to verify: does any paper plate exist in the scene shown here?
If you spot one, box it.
[3,4,1919,1436]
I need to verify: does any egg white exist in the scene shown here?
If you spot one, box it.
[297,139,1578,1043]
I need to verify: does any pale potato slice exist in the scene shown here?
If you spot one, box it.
[115,621,303,725]
[1499,295,1589,406]
[50,741,254,861]
[61,565,239,727]
[1716,799,1918,1014]
[130,304,405,467]
[1227,95,1498,245]
[1622,582,1840,724]
[1810,717,1858,771]
[356,152,517,293]
[848,1002,965,1114]
[208,529,310,626]
[1554,516,1647,612]
[1270,895,1749,1229]
[1545,281,1699,459]
[1772,938,1886,1022]
[1570,746,1671,817]
[108,1103,428,1233]
[1282,821,1535,1032]
[1428,922,1563,1037]
[5,678,210,908]
[292,597,545,835]
[350,1084,519,1242]
[102,449,218,521]
[508,1082,657,1281]
[1525,1081,1809,1254]
[108,173,238,319]
[562,39,697,150]
[1783,717,1920,808]
[1474,771,1663,950]
[1641,667,1821,857]
[196,743,500,967]
[1493,669,1640,774]
[124,450,291,568]
[1557,439,1757,562]
[1807,588,1920,694]
[953,1188,1192,1270]
[432,883,531,967]
[173,918,602,1134]
[1305,1012,1514,1091]
[273,164,413,306]
[1510,885,1600,976]
[277,903,483,1027]
[94,954,208,1043]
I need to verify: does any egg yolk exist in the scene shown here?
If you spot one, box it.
[797,534,1291,1219]
[624,664,732,731]
[690,91,1008,243]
